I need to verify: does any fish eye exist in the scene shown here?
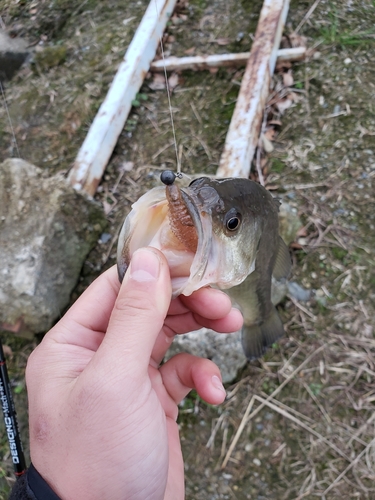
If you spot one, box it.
[225,211,241,231]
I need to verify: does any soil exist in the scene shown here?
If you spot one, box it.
[1,0,375,498]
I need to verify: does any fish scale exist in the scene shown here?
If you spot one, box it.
[117,176,291,360]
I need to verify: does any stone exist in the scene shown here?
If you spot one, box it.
[0,30,30,80]
[278,200,302,245]
[34,45,67,71]
[287,281,312,302]
[166,328,246,384]
[0,158,106,335]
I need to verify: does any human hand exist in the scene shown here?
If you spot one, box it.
[26,247,243,500]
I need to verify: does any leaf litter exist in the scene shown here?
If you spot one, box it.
[1,0,375,499]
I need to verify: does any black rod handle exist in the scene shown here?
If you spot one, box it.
[0,340,27,476]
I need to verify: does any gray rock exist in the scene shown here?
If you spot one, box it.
[166,328,246,384]
[0,30,30,80]
[0,159,106,335]
[278,201,301,246]
[287,281,312,302]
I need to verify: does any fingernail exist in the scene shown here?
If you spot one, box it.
[130,248,160,282]
[212,375,226,395]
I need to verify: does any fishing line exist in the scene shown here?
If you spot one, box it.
[153,0,181,178]
[0,80,21,158]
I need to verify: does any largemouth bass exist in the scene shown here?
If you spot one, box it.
[117,175,291,360]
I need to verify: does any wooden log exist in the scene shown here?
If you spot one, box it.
[216,0,290,179]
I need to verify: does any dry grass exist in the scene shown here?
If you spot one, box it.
[1,0,375,499]
[212,332,375,498]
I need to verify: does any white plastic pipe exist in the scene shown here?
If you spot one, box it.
[150,47,305,72]
[68,0,177,196]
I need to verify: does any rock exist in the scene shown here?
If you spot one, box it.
[0,159,106,335]
[287,281,312,302]
[278,200,302,245]
[34,45,67,71]
[0,30,30,80]
[166,328,246,384]
[271,277,288,306]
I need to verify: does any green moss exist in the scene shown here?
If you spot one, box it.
[34,45,67,71]
[270,158,286,173]
[189,0,207,12]
[331,247,348,261]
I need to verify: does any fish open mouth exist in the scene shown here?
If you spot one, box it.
[117,182,214,297]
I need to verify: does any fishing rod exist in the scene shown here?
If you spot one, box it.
[0,338,26,477]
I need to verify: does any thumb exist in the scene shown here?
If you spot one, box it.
[98,247,172,375]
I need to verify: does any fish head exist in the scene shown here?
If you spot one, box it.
[183,177,280,290]
[117,177,280,298]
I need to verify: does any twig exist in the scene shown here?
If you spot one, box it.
[289,297,317,321]
[253,395,350,462]
[322,438,375,496]
[295,0,322,34]
[152,141,176,160]
[221,395,256,469]
[206,411,227,449]
[260,392,316,425]
[256,142,265,186]
[190,102,202,125]
[221,344,327,468]
[302,382,332,424]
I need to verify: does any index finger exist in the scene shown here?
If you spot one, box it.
[169,287,233,320]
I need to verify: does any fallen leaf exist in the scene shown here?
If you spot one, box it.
[289,91,300,102]
[171,15,182,25]
[363,324,373,337]
[264,127,277,141]
[122,161,134,172]
[148,73,166,90]
[184,47,196,55]
[261,134,274,153]
[2,345,13,357]
[296,227,308,237]
[215,37,231,46]
[233,70,244,80]
[290,242,304,249]
[168,73,179,89]
[199,15,215,30]
[268,119,282,127]
[283,71,294,87]
[280,32,307,49]
[276,61,292,72]
[102,201,113,215]
[276,98,293,113]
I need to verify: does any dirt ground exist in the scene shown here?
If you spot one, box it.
[1,0,375,498]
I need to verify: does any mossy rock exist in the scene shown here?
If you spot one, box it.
[34,45,67,71]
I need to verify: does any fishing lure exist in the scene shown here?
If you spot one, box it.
[161,170,198,253]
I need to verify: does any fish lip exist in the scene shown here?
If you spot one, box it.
[171,186,211,297]
[116,182,213,297]
[116,186,167,284]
